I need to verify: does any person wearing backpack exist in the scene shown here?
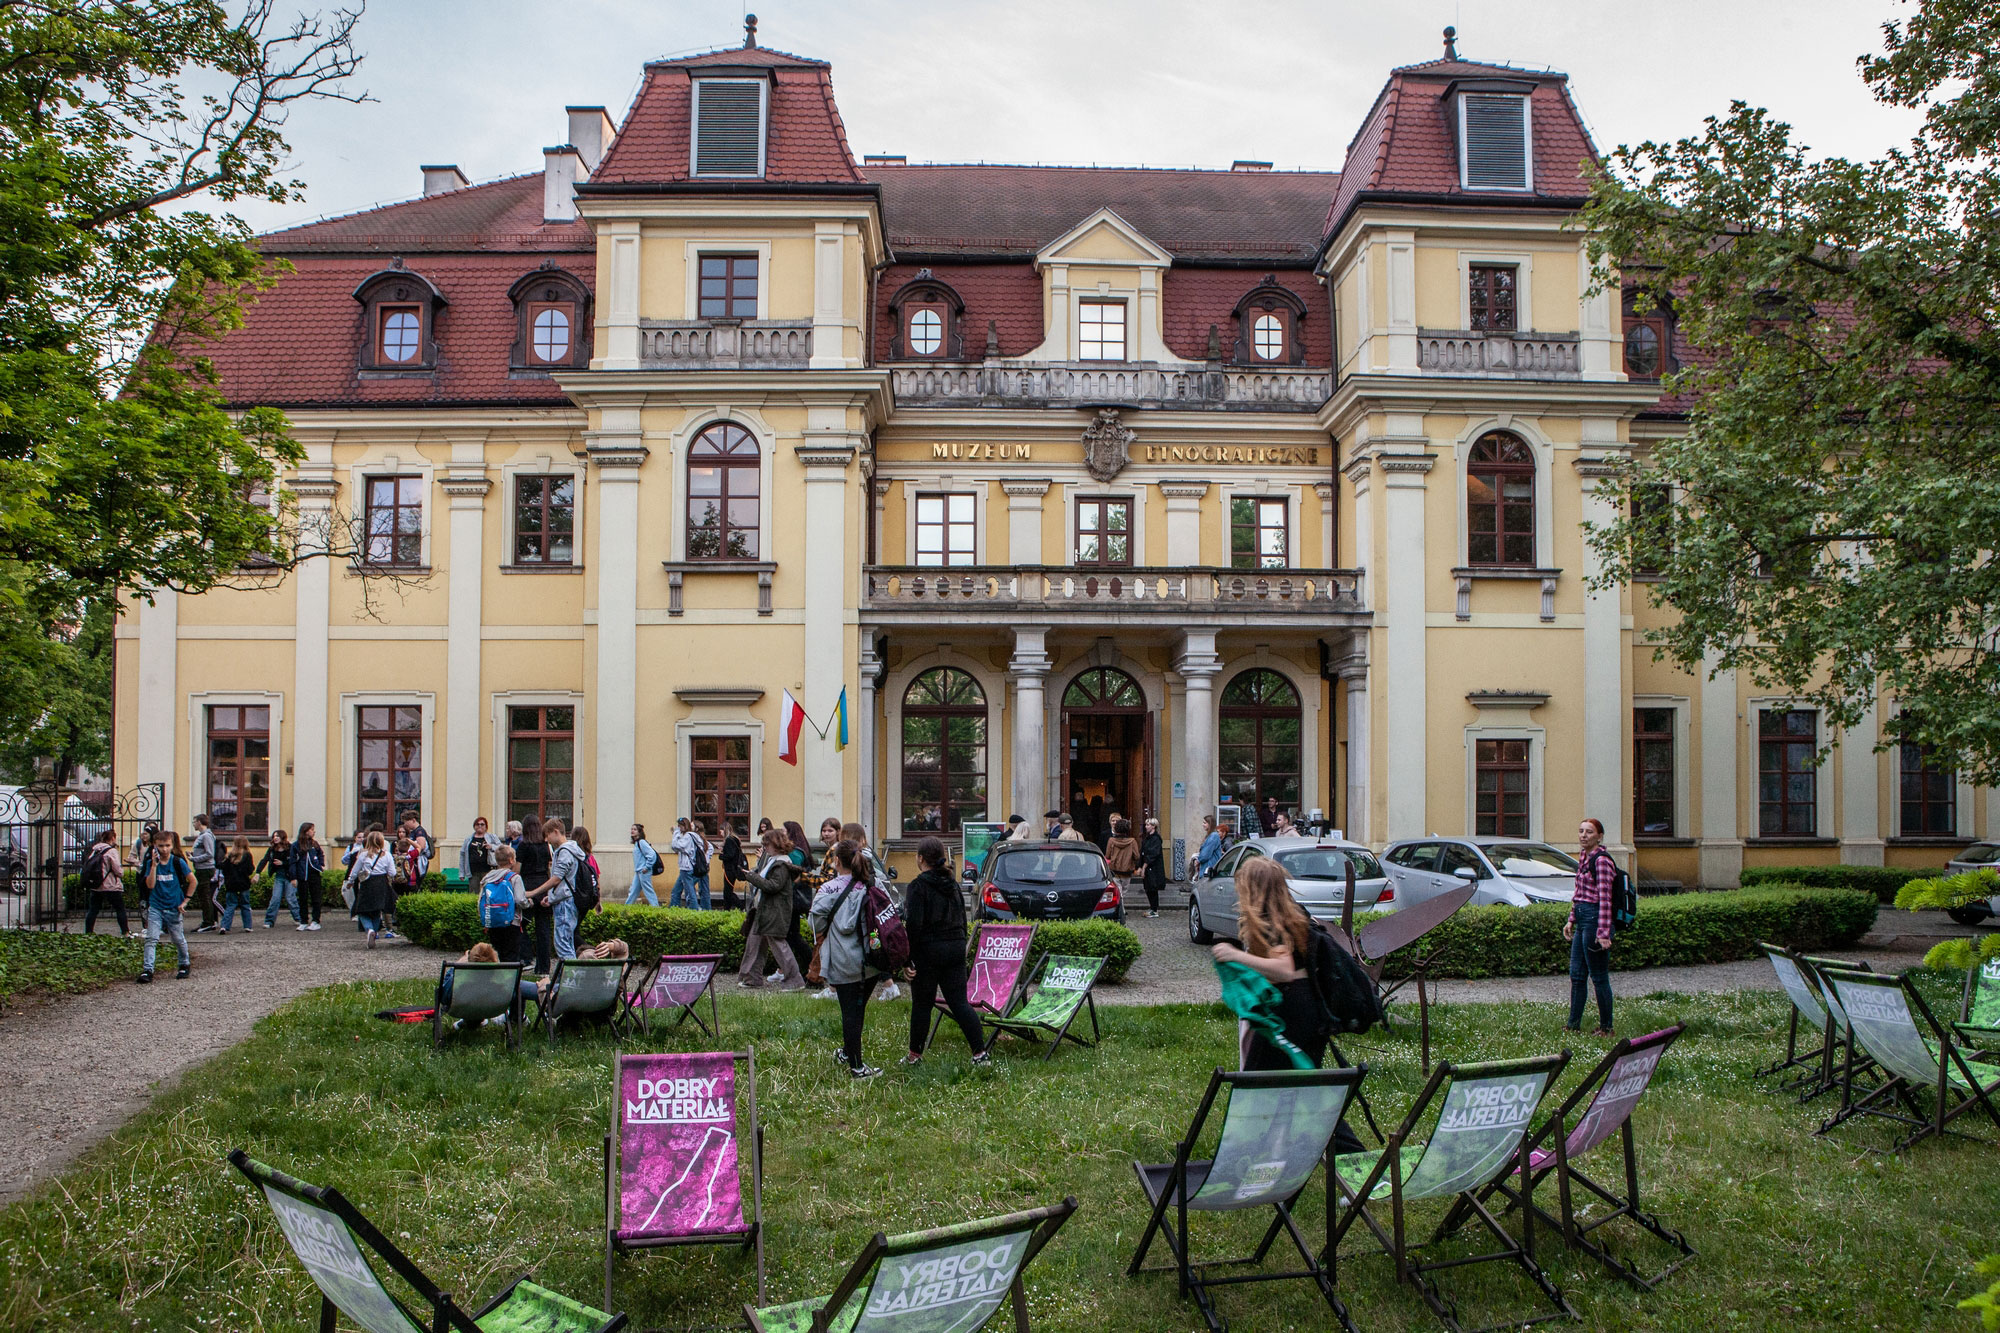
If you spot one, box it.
[810,839,888,1079]
[137,828,195,982]
[1566,817,1618,1037]
[571,826,602,917]
[539,819,584,962]
[478,844,529,963]
[80,829,128,936]
[669,817,712,910]
[628,823,662,906]
[459,816,499,887]
[900,836,989,1067]
[737,827,806,990]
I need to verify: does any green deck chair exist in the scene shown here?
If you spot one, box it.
[1816,967,2000,1151]
[229,1150,626,1333]
[434,959,526,1052]
[1129,1066,1368,1333]
[541,956,629,1043]
[743,1199,1077,1333]
[1960,956,2000,1042]
[1797,955,1883,1130]
[981,954,1104,1061]
[1329,1053,1575,1333]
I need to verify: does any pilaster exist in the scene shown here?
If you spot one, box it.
[1379,450,1432,840]
[1176,629,1223,844]
[1576,453,1629,856]
[588,428,648,883]
[289,468,338,832]
[136,589,179,820]
[1008,627,1053,824]
[810,220,849,370]
[1698,648,1743,888]
[1001,479,1050,565]
[1839,698,1886,866]
[1158,479,1209,567]
[797,439,855,827]
[440,451,491,859]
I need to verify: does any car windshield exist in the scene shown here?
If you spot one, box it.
[993,848,1107,884]
[1959,843,2000,866]
[1275,848,1384,881]
[1486,843,1578,876]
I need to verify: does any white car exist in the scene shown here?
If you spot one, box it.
[1186,835,1393,945]
[1381,837,1579,910]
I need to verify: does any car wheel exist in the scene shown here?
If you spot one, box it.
[1188,896,1213,945]
[1948,905,1992,926]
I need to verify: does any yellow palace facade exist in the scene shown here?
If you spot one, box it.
[113,30,1997,888]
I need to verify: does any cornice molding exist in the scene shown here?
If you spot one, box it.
[999,478,1052,497]
[1155,479,1211,498]
[1378,455,1437,474]
[795,444,856,469]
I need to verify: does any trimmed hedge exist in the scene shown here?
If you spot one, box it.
[1740,864,1940,904]
[581,904,748,969]
[393,892,483,951]
[1019,919,1142,984]
[1361,886,1876,980]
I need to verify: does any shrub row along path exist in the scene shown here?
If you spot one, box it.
[0,925,435,1206]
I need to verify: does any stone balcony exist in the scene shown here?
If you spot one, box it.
[1416,330,1580,379]
[861,565,1367,627]
[889,360,1331,411]
[638,319,812,370]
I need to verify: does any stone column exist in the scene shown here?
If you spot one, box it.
[1159,480,1209,566]
[1177,629,1222,841]
[589,422,648,890]
[1380,452,1432,841]
[797,439,855,827]
[1008,627,1052,822]
[289,467,339,832]
[857,636,881,840]
[440,457,490,862]
[1576,454,1629,856]
[1002,479,1049,565]
[135,588,179,819]
[1698,648,1743,888]
[1839,698,1885,866]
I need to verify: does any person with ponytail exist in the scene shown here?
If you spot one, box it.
[809,838,884,1079]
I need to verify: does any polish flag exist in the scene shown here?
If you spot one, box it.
[779,689,805,766]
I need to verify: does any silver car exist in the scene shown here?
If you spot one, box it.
[1382,837,1579,910]
[1186,835,1392,945]
[1944,842,2000,925]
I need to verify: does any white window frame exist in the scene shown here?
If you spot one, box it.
[1631,694,1690,842]
[345,454,435,571]
[1464,719,1546,843]
[1456,251,1536,332]
[675,719,765,839]
[689,78,768,179]
[668,409,776,563]
[1077,298,1129,362]
[1221,487,1298,571]
[499,457,585,572]
[1458,92,1534,192]
[491,691,586,831]
[684,240,773,322]
[187,691,285,836]
[1748,700,1833,841]
[338,691,436,840]
[906,486,985,566]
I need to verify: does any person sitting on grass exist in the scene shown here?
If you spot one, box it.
[519,938,631,1012]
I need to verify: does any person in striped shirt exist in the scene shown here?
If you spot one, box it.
[1565,817,1617,1036]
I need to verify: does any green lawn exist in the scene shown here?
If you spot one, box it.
[0,975,1993,1333]
[0,929,141,1008]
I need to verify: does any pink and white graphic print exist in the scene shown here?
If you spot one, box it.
[639,956,720,1010]
[618,1052,744,1240]
[963,925,1035,1014]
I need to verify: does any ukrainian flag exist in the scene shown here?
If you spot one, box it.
[834,687,849,751]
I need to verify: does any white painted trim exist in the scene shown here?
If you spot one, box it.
[497,452,585,568]
[1631,694,1691,841]
[672,717,767,838]
[335,691,437,840]
[682,239,773,321]
[186,690,285,836]
[345,452,437,571]
[688,77,768,179]
[664,407,777,563]
[885,650,1005,838]
[1452,415,1555,570]
[1463,716,1547,843]
[1034,207,1176,269]
[1075,294,1132,363]
[1747,698,1833,841]
[490,691,586,833]
[1456,251,1536,331]
[1457,92,1534,191]
[903,483,987,565]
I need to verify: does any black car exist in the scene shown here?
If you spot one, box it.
[974,841,1124,923]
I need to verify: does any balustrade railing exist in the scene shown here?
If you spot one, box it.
[862,565,1364,615]
[1416,330,1581,378]
[889,361,1330,410]
[638,320,813,369]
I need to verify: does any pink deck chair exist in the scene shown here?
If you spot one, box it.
[925,922,1036,1051]
[621,953,723,1039]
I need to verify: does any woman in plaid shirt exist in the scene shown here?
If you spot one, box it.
[1565,817,1617,1035]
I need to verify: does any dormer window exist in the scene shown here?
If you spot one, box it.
[907,306,944,355]
[530,306,571,363]
[691,78,767,178]
[508,266,590,372]
[1458,90,1532,191]
[1230,275,1309,365]
[1620,284,1676,380]
[378,306,421,362]
[887,272,967,360]
[353,264,445,373]
[1251,314,1285,360]
[1078,300,1126,361]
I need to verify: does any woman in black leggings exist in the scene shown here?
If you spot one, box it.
[900,837,989,1067]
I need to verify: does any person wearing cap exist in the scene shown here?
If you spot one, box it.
[1056,813,1087,843]
[1005,813,1033,843]
[1042,809,1063,840]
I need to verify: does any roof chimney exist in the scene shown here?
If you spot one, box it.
[565,106,616,173]
[1230,160,1273,172]
[420,164,469,195]
[863,154,907,166]
[543,145,585,223]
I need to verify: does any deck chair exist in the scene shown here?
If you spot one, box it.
[1797,955,1883,1127]
[542,956,629,1042]
[621,953,723,1038]
[1816,967,2000,1151]
[981,953,1104,1061]
[1329,1054,1575,1333]
[926,922,1035,1050]
[1128,1066,1368,1333]
[605,1050,764,1311]
[1960,956,2000,1039]
[432,959,525,1052]
[743,1199,1077,1333]
[1459,1027,1693,1290]
[230,1150,626,1333]
[1754,943,1834,1093]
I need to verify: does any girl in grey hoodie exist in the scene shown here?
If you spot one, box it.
[809,839,882,1078]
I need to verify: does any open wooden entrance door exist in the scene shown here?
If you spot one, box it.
[1060,667,1151,844]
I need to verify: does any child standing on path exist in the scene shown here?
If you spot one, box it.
[478,844,530,964]
[542,820,583,962]
[345,831,396,948]
[290,824,326,931]
[188,814,219,933]
[138,829,194,983]
[259,828,298,928]
[217,837,255,932]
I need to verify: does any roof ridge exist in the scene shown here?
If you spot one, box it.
[646,42,827,68]
[1369,82,1400,190]
[861,161,1339,176]
[1391,54,1566,78]
[258,170,540,240]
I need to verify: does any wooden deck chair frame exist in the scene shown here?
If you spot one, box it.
[1128,1066,1368,1333]
[1796,955,1884,1129]
[925,921,1037,1053]
[982,953,1104,1062]
[1813,966,2000,1152]
[541,956,630,1045]
[619,953,723,1039]
[742,1199,1078,1333]
[605,1048,765,1312]
[229,1149,626,1333]
[431,959,525,1053]
[1753,942,1833,1093]
[1453,1027,1693,1291]
[1328,1053,1576,1333]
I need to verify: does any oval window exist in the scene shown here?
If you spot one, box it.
[532,306,571,363]
[908,307,943,356]
[1252,312,1284,361]
[1624,323,1661,378]
[381,310,420,363]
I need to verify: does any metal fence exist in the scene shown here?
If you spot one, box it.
[0,783,165,929]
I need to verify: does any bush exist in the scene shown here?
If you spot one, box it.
[393,892,483,952]
[1359,886,1877,980]
[0,930,144,1005]
[1021,918,1142,984]
[1741,863,1940,903]
[581,903,747,969]
[419,870,449,893]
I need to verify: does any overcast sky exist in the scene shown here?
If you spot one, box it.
[228,0,1930,234]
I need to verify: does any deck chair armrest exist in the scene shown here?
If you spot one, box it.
[1954,1021,2000,1049]
[471,1274,531,1319]
[812,1233,889,1333]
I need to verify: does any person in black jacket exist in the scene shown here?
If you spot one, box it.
[719,830,746,910]
[515,814,554,975]
[1138,816,1166,918]
[901,836,990,1067]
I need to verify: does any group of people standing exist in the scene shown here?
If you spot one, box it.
[464,814,603,974]
[1001,809,1168,916]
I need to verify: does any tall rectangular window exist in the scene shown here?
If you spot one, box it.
[1899,725,1957,837]
[206,705,271,836]
[1075,497,1132,567]
[508,706,574,827]
[1230,497,1288,569]
[1631,483,1673,576]
[1633,708,1675,838]
[691,735,750,838]
[1468,265,1518,332]
[362,476,423,568]
[1758,709,1818,837]
[513,475,575,565]
[692,79,766,177]
[1078,300,1126,361]
[356,706,422,832]
[698,254,759,319]
[1475,738,1530,837]
[914,493,976,566]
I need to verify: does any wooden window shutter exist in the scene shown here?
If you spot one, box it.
[693,80,765,176]
[1462,94,1528,189]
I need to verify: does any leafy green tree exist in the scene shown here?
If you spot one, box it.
[1579,0,2000,784]
[0,1,366,778]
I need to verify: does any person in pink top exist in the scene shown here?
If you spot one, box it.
[1564,817,1617,1036]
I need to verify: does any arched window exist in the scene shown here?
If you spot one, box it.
[686,423,760,560]
[1466,431,1536,567]
[1230,275,1309,365]
[902,667,987,834]
[1219,669,1301,815]
[509,265,591,370]
[352,264,445,371]
[1063,667,1144,710]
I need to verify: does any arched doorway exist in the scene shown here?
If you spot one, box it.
[1220,668,1302,828]
[1061,666,1150,846]
[900,667,988,835]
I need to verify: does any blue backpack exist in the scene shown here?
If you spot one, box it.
[477,873,519,928]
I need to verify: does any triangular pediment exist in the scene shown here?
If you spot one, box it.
[1036,208,1174,269]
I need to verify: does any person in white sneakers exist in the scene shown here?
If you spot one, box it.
[344,831,396,948]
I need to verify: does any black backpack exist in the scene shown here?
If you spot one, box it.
[80,844,111,892]
[573,852,600,915]
[689,840,709,879]
[1305,921,1384,1036]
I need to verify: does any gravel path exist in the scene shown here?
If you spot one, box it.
[0,920,436,1205]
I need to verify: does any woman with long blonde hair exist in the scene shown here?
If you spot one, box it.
[1210,855,1321,1070]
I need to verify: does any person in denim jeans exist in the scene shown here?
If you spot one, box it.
[627,823,659,906]
[1565,817,1617,1036]
[138,829,193,982]
[216,837,255,932]
[540,819,581,961]
[258,828,298,927]
[344,831,396,947]
[668,817,711,910]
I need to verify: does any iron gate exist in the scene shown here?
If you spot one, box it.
[0,783,165,929]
